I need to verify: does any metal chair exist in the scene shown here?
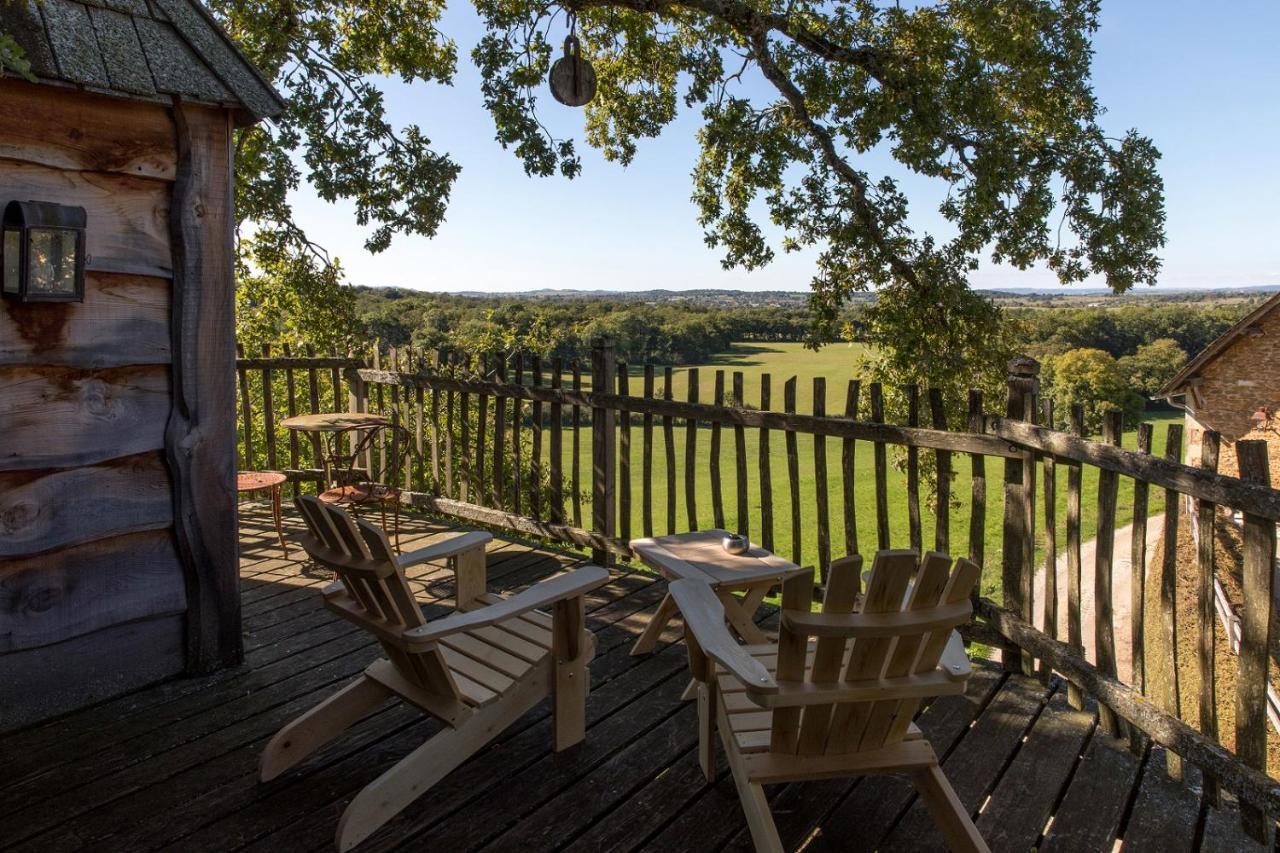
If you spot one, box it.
[318,422,414,548]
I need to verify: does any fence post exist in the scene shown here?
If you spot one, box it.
[344,352,368,472]
[1235,439,1275,844]
[1001,356,1040,674]
[591,338,617,567]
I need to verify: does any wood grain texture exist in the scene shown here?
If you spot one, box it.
[0,364,170,469]
[967,390,986,570]
[165,104,240,672]
[0,80,177,180]
[978,596,1280,823]
[0,158,171,277]
[0,452,173,557]
[0,272,170,368]
[1094,410,1122,736]
[0,529,187,652]
[0,613,185,731]
[988,416,1280,520]
[1235,440,1276,843]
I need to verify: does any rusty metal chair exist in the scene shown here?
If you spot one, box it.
[318,422,414,548]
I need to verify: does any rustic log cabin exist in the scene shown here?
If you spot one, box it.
[0,0,282,729]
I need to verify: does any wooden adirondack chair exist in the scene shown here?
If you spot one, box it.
[669,549,989,853]
[262,496,607,851]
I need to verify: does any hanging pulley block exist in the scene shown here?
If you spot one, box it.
[549,34,597,107]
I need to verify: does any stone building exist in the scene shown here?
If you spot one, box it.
[1157,291,1280,483]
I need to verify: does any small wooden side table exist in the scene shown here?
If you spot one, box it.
[237,471,289,558]
[629,529,808,655]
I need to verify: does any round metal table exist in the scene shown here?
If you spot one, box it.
[280,412,390,486]
[237,470,289,557]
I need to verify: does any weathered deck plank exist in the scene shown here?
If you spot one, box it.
[0,506,1250,853]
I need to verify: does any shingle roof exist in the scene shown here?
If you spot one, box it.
[1156,290,1280,400]
[3,0,283,123]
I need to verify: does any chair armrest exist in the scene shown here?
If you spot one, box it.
[397,531,493,569]
[939,630,972,682]
[402,565,609,649]
[669,579,777,695]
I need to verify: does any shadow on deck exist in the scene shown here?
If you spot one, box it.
[0,505,1263,852]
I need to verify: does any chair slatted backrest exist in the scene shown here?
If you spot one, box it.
[294,495,461,701]
[772,549,979,757]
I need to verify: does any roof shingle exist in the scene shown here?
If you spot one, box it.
[2,0,282,123]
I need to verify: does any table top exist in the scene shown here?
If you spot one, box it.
[629,529,807,588]
[280,412,389,432]
[237,471,287,491]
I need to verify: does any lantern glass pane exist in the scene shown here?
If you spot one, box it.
[3,228,19,294]
[27,228,78,296]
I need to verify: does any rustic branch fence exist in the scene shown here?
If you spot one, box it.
[236,337,1280,842]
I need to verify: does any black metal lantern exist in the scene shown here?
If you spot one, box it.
[2,200,87,303]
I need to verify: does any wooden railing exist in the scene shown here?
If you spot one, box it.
[236,337,1280,842]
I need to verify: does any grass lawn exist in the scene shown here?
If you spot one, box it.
[579,341,874,414]
[532,342,1184,602]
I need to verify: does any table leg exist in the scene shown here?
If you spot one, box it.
[739,584,770,616]
[271,485,289,558]
[716,588,769,645]
[631,592,678,656]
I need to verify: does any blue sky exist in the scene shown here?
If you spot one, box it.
[289,1,1280,293]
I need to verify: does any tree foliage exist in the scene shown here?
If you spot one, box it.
[216,0,1165,399]
[1015,301,1247,362]
[1117,337,1187,398]
[1042,346,1142,432]
[212,0,462,344]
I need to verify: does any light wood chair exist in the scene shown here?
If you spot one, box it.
[262,496,607,851]
[669,549,989,853]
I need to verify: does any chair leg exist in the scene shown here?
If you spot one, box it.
[335,671,546,852]
[271,485,289,558]
[260,674,391,782]
[454,547,487,612]
[726,756,783,853]
[697,681,717,782]
[911,764,990,853]
[552,596,589,751]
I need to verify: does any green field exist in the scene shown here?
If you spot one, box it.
[540,342,1182,602]
[580,341,874,413]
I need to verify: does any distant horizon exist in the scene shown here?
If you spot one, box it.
[355,282,1280,296]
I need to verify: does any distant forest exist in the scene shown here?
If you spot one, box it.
[353,286,1261,367]
[355,288,820,364]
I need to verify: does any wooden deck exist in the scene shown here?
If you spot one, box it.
[0,506,1267,853]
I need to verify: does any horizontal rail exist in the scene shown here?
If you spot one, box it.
[358,368,1021,458]
[976,596,1280,820]
[987,417,1280,519]
[401,491,632,558]
[235,356,364,370]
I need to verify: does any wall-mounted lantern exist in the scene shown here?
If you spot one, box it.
[2,200,86,303]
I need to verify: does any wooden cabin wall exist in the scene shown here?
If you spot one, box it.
[0,82,240,730]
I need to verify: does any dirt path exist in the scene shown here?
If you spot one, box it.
[1030,516,1163,683]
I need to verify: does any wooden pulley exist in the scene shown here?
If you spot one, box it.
[549,34,597,107]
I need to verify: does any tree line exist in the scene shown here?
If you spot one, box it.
[353,288,820,365]
[1011,301,1257,431]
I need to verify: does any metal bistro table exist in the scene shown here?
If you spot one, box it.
[628,529,810,656]
[280,412,390,486]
